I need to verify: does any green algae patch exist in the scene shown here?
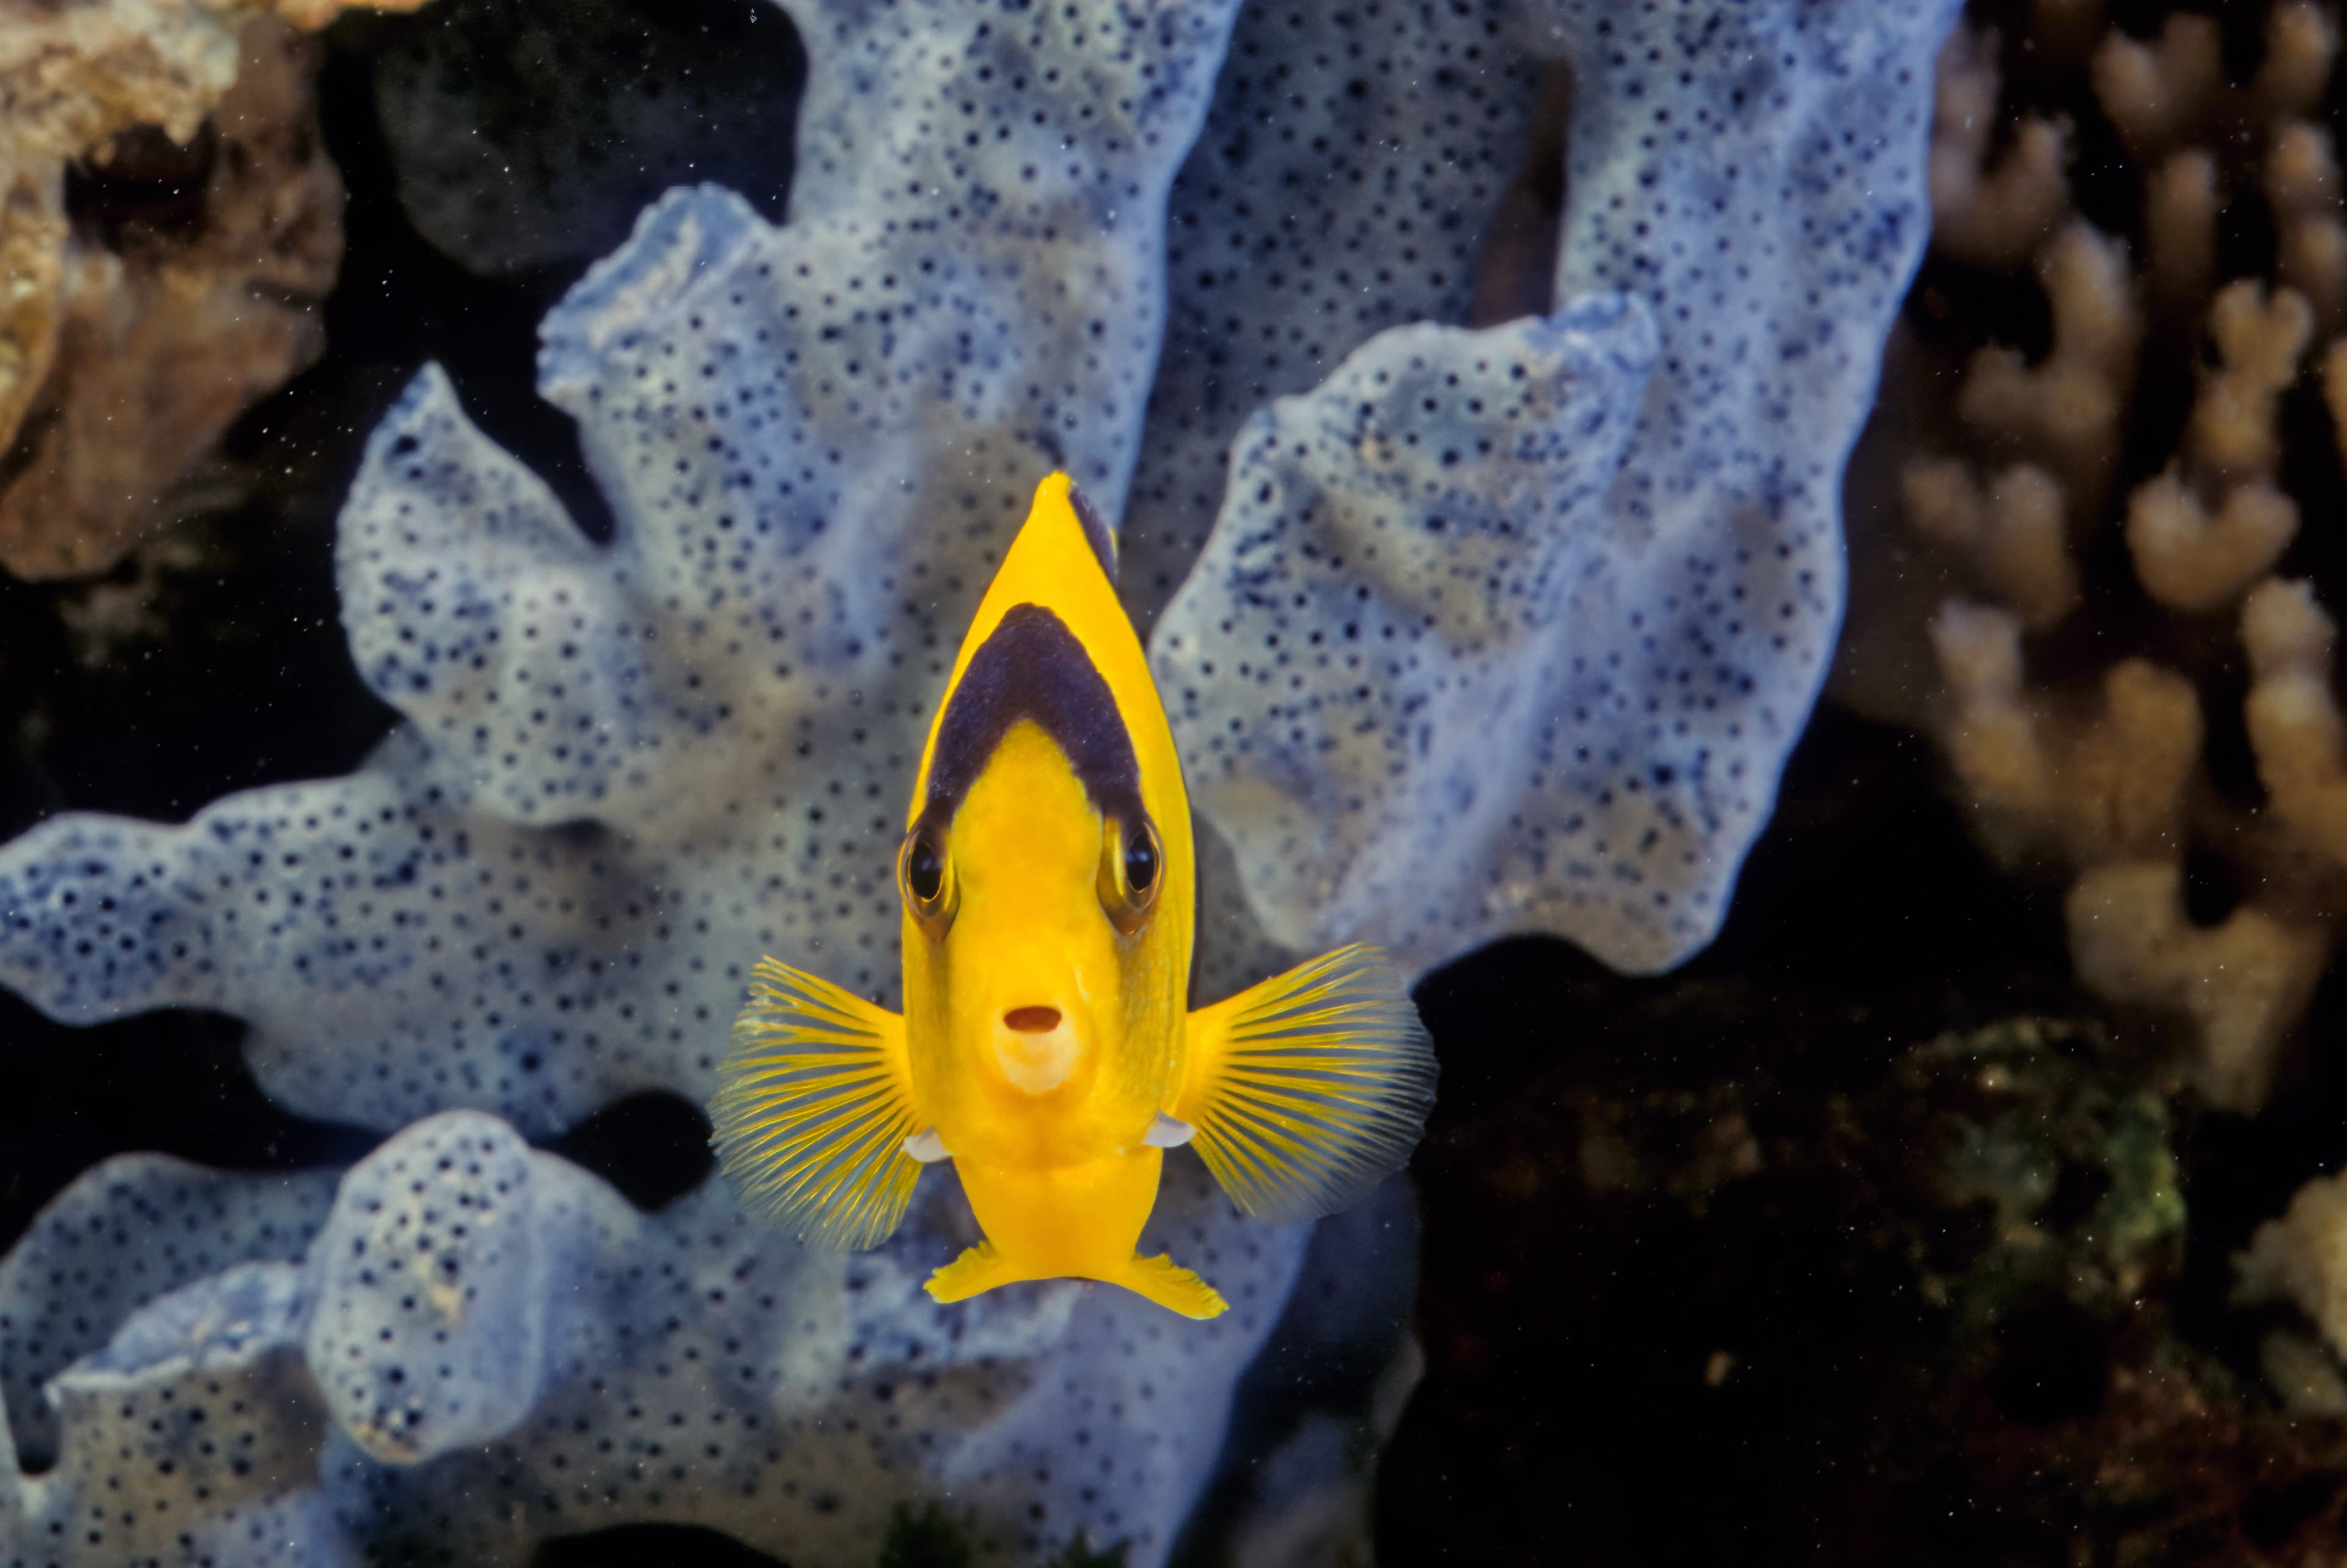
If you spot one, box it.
[1902,1018,2188,1328]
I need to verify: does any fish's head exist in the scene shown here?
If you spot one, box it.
[901,718,1186,1150]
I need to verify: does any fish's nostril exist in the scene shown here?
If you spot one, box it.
[1004,1006,1062,1033]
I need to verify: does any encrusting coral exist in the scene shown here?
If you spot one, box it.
[1872,0,2347,1115]
[0,0,1956,1561]
[0,0,427,582]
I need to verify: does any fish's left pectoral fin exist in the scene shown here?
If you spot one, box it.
[1176,943,1438,1225]
[710,958,924,1251]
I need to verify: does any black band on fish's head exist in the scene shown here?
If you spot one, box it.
[918,603,1145,841]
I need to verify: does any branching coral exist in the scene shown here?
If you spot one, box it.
[1928,604,2202,866]
[1873,0,2347,1113]
[1951,219,2140,508]
[1930,24,2069,270]
[2242,577,2347,873]
[1904,460,2077,627]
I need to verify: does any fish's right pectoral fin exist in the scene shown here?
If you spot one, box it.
[1176,943,1438,1225]
[710,957,924,1251]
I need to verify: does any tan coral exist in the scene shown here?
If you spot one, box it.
[2189,280,2313,482]
[1901,460,2076,628]
[2244,577,2347,870]
[2237,1170,2347,1355]
[1957,220,2140,499]
[0,0,430,581]
[2066,860,2328,1113]
[1929,27,2070,270]
[2145,150,2219,312]
[0,165,65,450]
[2092,13,2223,156]
[1862,0,2347,1119]
[2260,1328,2347,1416]
[2266,123,2347,332]
[1,0,249,455]
[2125,471,2299,615]
[0,16,341,579]
[2326,337,2347,463]
[1931,601,2200,867]
[268,0,429,24]
[1930,600,2052,837]
[2252,1,2343,121]
[0,0,425,165]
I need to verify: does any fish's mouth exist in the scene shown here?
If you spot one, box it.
[993,1004,1079,1093]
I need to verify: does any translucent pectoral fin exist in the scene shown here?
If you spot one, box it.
[710,958,922,1250]
[1176,943,1438,1224]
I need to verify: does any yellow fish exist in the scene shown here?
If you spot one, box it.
[708,472,1436,1317]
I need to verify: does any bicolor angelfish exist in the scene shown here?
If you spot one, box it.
[709,473,1436,1317]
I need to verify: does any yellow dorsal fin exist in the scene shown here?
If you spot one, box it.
[711,958,923,1250]
[1174,945,1437,1223]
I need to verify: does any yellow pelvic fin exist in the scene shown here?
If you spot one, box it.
[924,1241,1018,1303]
[710,958,922,1251]
[1175,944,1438,1224]
[924,1244,1230,1319]
[1113,1254,1229,1319]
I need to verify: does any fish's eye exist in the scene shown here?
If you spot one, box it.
[897,824,957,937]
[1096,812,1163,936]
[1124,830,1157,893]
[906,839,943,903]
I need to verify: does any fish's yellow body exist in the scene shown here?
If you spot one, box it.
[710,474,1435,1317]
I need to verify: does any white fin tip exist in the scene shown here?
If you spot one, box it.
[1142,1113,1196,1149]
